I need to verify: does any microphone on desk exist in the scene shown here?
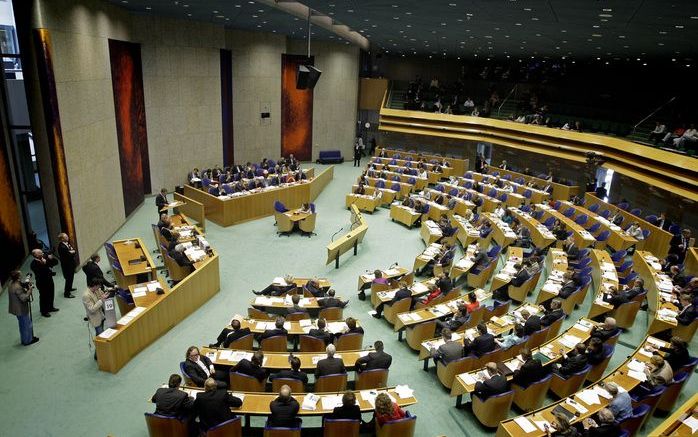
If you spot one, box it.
[331,227,344,242]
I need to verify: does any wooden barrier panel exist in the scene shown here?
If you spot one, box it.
[584,193,673,258]
[326,205,368,267]
[173,192,206,231]
[376,147,469,177]
[95,241,220,373]
[683,247,698,276]
[648,392,698,436]
[309,166,335,201]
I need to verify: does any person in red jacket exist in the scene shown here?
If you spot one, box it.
[373,392,405,427]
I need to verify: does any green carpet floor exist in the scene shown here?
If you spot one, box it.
[0,161,695,436]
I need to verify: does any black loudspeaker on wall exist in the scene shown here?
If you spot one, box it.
[296,65,322,90]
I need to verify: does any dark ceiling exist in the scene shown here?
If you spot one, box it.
[108,0,698,59]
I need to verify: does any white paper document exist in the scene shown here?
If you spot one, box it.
[301,393,319,410]
[514,416,537,433]
[98,328,118,339]
[576,389,600,405]
[682,416,698,434]
[394,385,414,398]
[320,394,344,410]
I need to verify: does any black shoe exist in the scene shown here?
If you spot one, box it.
[64,294,75,298]
[252,290,263,295]
[208,343,218,348]
[29,337,40,345]
[372,313,382,319]
[69,288,77,291]
[42,313,51,317]
[358,291,366,301]
[49,308,60,312]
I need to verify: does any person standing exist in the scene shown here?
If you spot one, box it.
[30,248,59,317]
[82,278,107,337]
[8,270,39,346]
[57,233,77,298]
[155,188,168,216]
[353,138,362,167]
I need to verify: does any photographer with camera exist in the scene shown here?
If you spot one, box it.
[8,271,39,346]
[30,248,59,317]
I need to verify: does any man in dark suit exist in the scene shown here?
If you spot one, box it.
[623,278,645,301]
[554,343,588,377]
[319,289,347,309]
[155,188,169,216]
[355,341,392,373]
[603,286,629,307]
[269,356,308,386]
[590,317,619,343]
[232,350,267,382]
[315,344,346,379]
[286,294,308,315]
[151,374,194,417]
[493,262,530,301]
[56,233,77,298]
[308,318,333,345]
[557,272,578,299]
[669,229,691,263]
[437,272,453,294]
[463,322,496,357]
[520,309,542,335]
[82,254,112,288]
[269,385,300,428]
[512,349,549,388]
[169,244,194,268]
[258,317,288,342]
[182,346,228,388]
[470,246,489,271]
[436,304,470,332]
[473,362,510,400]
[30,249,59,317]
[194,378,243,431]
[253,277,296,296]
[210,318,252,348]
[541,299,565,327]
[373,281,412,318]
[335,317,364,338]
[677,293,698,326]
[430,329,464,366]
[303,279,326,297]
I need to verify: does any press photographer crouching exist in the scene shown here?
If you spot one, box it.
[8,270,39,346]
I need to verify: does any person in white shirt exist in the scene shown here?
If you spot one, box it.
[463,97,475,109]
[494,205,506,218]
[648,121,667,142]
[429,76,439,89]
[419,169,428,179]
[503,183,514,193]
[673,124,698,149]
[626,222,644,240]
[471,107,480,117]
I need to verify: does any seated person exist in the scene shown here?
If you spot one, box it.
[677,293,697,325]
[512,349,549,388]
[253,275,296,296]
[430,328,464,366]
[314,344,344,379]
[418,283,442,306]
[182,346,228,388]
[579,408,621,437]
[373,281,412,318]
[319,289,347,308]
[492,262,530,302]
[169,244,194,267]
[286,294,308,316]
[326,391,362,422]
[589,317,619,343]
[269,356,308,386]
[354,183,366,195]
[473,362,510,400]
[258,317,288,342]
[436,304,470,333]
[604,382,633,422]
[470,244,489,271]
[519,309,542,335]
[553,343,588,377]
[373,392,406,429]
[584,337,606,366]
[645,336,690,371]
[268,385,300,428]
[151,374,194,418]
[194,378,243,431]
[232,350,267,382]
[541,298,565,327]
[209,318,251,348]
[355,340,392,373]
[308,318,333,345]
[464,292,480,313]
[463,322,496,357]
[335,317,364,338]
[303,278,325,297]
[437,272,454,294]
[602,286,629,307]
[497,324,526,349]
[623,278,645,301]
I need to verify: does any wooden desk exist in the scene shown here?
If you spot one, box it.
[326,205,369,268]
[366,162,433,188]
[448,180,502,213]
[449,244,479,281]
[587,249,617,319]
[413,194,451,221]
[377,147,469,176]
[95,241,220,373]
[238,318,360,336]
[394,293,466,333]
[351,184,396,206]
[489,247,524,292]
[420,220,443,245]
[390,204,422,228]
[467,172,550,205]
[451,318,597,401]
[584,193,673,258]
[413,243,443,273]
[535,249,568,304]
[450,214,481,249]
[358,266,411,291]
[183,166,333,227]
[479,167,577,201]
[495,336,668,437]
[250,295,344,313]
[477,181,526,208]
[634,251,680,335]
[362,176,413,198]
[370,156,454,181]
[201,347,369,371]
[173,192,206,231]
[112,238,157,288]
[509,208,556,249]
[482,212,518,249]
[372,277,438,308]
[427,188,475,218]
[179,386,417,418]
[537,204,597,248]
[648,392,698,436]
[683,247,698,277]
[559,200,637,252]
[346,193,380,213]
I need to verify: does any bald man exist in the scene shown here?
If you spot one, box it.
[590,317,620,343]
[473,362,509,400]
[269,385,300,428]
[30,248,59,317]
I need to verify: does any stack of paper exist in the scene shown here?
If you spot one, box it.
[411,282,429,293]
[218,350,233,361]
[146,282,160,292]
[320,394,343,410]
[627,370,647,382]
[98,328,118,339]
[301,393,319,410]
[394,385,414,398]
[230,351,253,362]
[514,416,537,433]
[627,359,646,372]
[566,398,588,414]
[299,319,313,327]
[682,416,698,434]
[132,286,147,298]
[327,322,348,334]
[576,389,600,405]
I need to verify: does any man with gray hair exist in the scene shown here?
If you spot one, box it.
[590,317,620,343]
[30,248,59,317]
[315,344,346,379]
[604,382,632,422]
[269,384,300,427]
[169,244,194,267]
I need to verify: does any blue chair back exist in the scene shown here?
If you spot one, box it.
[619,272,638,286]
[618,202,630,211]
[435,184,445,192]
[523,189,532,198]
[575,215,588,225]
[376,179,386,188]
[611,250,627,263]
[596,230,610,242]
[391,183,401,191]
[641,229,650,240]
[488,188,498,197]
[600,209,611,219]
[553,200,561,210]
[499,194,508,202]
[587,222,601,233]
[274,201,288,213]
[310,203,316,214]
[588,203,600,213]
[630,208,642,216]
[222,184,233,194]
[408,177,416,184]
[464,172,473,179]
